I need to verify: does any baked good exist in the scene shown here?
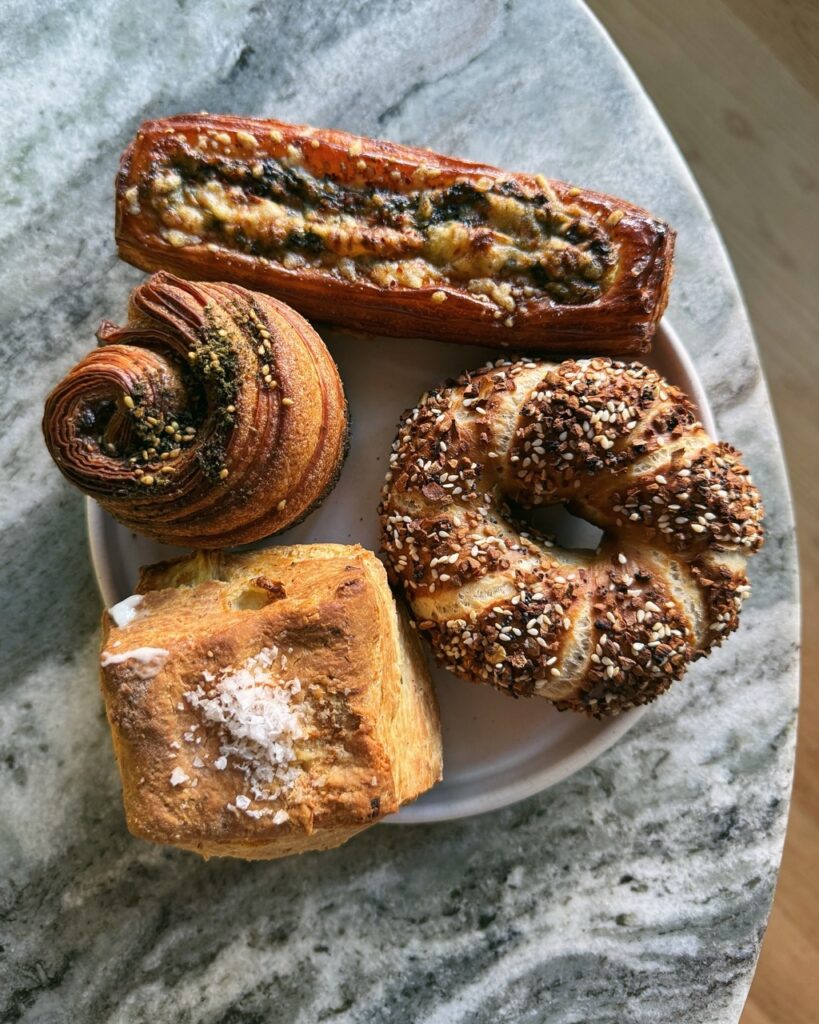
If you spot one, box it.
[99,544,442,859]
[115,114,674,353]
[42,272,348,547]
[379,357,764,715]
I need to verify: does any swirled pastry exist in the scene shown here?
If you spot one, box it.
[379,357,764,715]
[115,115,674,353]
[42,273,348,547]
[100,544,442,859]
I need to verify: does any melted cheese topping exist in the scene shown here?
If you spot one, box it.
[140,140,618,315]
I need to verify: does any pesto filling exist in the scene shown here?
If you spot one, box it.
[142,142,617,310]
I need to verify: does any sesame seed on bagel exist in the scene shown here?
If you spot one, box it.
[378,357,764,717]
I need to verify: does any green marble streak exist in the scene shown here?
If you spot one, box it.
[0,1,797,1022]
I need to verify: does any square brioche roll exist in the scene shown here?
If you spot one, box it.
[99,544,442,859]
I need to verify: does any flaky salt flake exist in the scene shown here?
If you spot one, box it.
[184,648,304,801]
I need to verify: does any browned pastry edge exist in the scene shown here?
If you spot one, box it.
[379,357,763,716]
[101,544,442,859]
[116,114,674,353]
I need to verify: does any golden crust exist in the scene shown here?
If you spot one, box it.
[100,544,442,859]
[42,273,349,547]
[115,114,674,354]
[379,357,764,716]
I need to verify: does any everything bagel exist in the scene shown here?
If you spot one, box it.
[379,357,764,716]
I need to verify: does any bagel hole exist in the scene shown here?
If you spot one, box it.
[527,503,604,553]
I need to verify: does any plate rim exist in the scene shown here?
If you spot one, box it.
[86,316,716,825]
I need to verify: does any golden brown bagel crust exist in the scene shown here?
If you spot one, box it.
[379,357,763,716]
[100,544,442,860]
[116,115,674,353]
[42,273,348,547]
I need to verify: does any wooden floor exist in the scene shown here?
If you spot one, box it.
[585,2,818,1021]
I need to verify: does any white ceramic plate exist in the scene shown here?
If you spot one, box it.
[88,319,714,823]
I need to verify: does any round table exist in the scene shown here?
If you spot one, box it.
[0,1,798,1021]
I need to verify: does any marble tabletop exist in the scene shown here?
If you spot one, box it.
[0,1,799,1021]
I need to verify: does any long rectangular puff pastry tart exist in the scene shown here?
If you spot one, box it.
[116,115,675,354]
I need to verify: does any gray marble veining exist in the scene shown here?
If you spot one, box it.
[0,1,798,1022]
